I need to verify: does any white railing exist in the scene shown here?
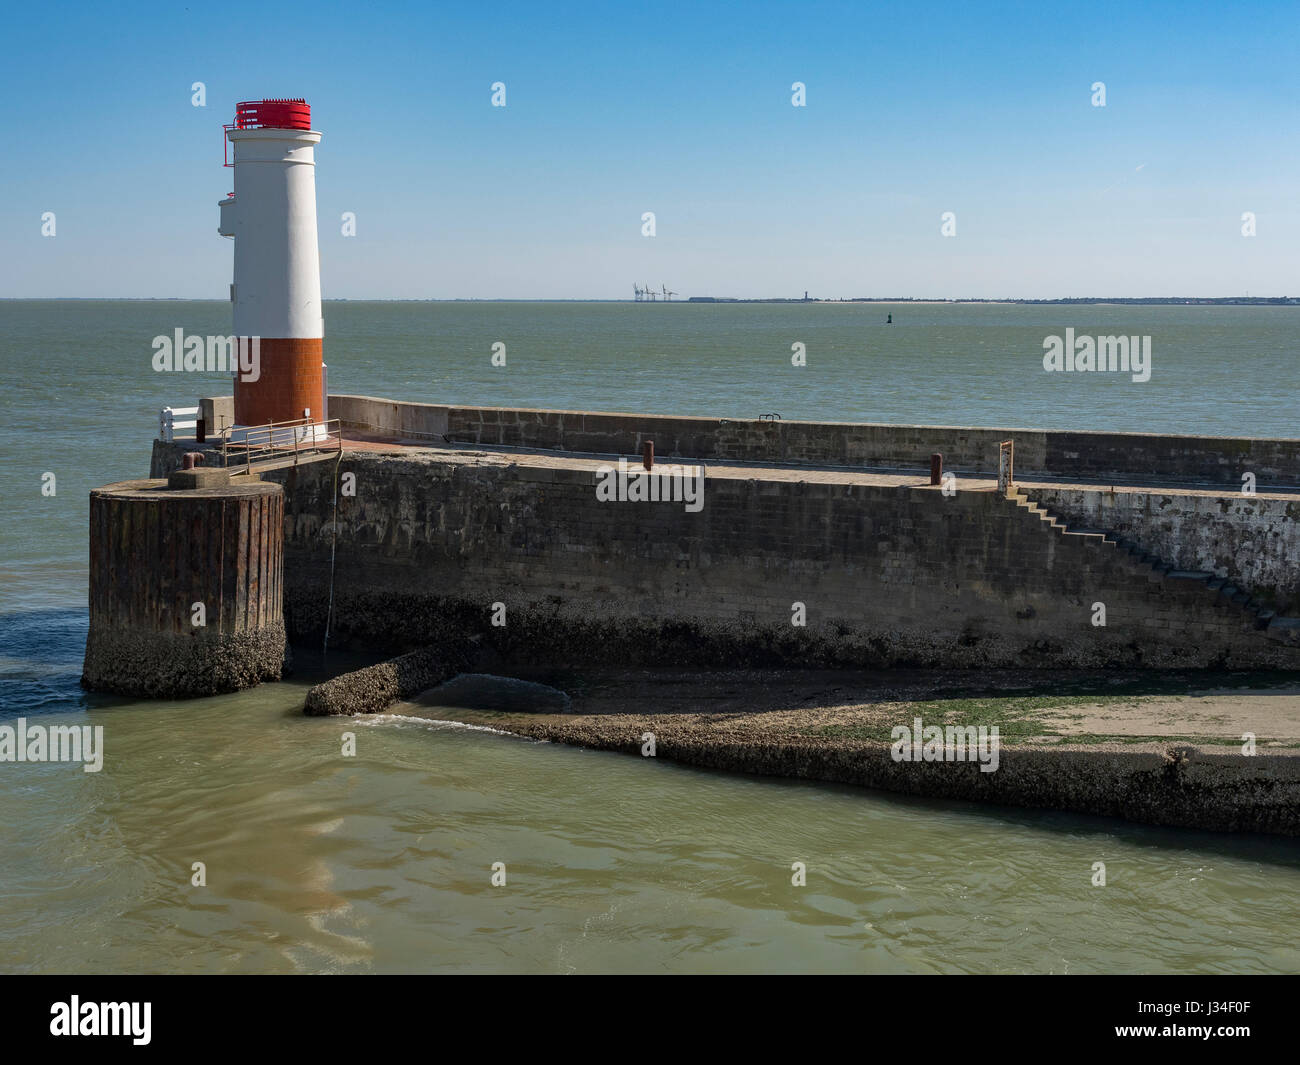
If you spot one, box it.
[159,406,199,442]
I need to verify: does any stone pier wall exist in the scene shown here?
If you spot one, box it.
[151,399,1300,671]
[264,451,1299,670]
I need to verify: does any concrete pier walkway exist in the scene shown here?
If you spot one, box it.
[335,430,1300,502]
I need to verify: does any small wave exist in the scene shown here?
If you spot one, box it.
[357,713,526,738]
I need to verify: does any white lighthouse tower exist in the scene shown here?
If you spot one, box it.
[217,98,326,439]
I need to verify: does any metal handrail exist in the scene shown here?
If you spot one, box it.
[219,417,342,474]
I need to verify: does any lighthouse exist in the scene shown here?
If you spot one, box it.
[217,98,325,439]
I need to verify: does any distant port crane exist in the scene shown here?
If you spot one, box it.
[633,283,676,302]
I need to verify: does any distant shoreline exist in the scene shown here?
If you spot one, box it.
[3,296,1298,305]
[685,296,1300,306]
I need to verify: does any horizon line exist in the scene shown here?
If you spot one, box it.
[3,295,1298,304]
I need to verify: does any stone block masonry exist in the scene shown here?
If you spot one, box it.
[1027,486,1300,614]
[261,448,1300,671]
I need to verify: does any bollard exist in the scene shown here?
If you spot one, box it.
[930,453,943,486]
[182,452,206,471]
[643,439,654,470]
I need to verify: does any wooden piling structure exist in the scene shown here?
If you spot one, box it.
[82,477,287,697]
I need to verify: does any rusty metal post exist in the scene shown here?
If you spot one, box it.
[930,453,942,486]
[642,439,654,470]
[196,417,206,444]
[998,439,1015,494]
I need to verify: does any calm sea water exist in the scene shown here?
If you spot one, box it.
[1,300,1298,973]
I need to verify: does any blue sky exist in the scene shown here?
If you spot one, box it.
[1,0,1296,299]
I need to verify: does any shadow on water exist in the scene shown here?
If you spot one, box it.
[0,608,94,717]
[0,615,389,719]
[0,608,85,664]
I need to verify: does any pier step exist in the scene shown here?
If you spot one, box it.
[1006,490,1299,637]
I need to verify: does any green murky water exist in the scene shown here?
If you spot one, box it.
[2,301,1298,973]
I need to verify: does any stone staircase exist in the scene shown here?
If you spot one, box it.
[1007,489,1300,646]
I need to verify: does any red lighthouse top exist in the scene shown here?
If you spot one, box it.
[234,99,311,130]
